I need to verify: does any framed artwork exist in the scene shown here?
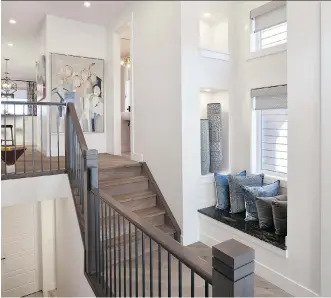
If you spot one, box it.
[50,53,104,133]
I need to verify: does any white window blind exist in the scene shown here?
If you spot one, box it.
[261,109,288,174]
[251,1,286,33]
[260,22,287,49]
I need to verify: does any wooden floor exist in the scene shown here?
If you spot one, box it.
[1,147,137,175]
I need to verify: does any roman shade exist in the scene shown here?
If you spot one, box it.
[252,85,287,110]
[251,1,287,33]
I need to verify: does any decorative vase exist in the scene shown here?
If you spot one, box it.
[200,119,210,175]
[207,103,223,173]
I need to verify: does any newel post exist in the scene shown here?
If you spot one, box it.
[212,239,255,297]
[84,149,99,274]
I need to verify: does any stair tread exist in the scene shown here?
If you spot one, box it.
[99,175,148,187]
[113,190,156,203]
[134,206,165,218]
[99,162,141,171]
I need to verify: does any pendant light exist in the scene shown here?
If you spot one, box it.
[1,58,17,98]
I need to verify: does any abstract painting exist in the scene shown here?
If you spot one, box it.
[50,53,104,133]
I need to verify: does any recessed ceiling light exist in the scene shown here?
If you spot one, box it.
[203,13,211,18]
[84,1,91,7]
[7,43,13,47]
[9,18,16,24]
[204,89,211,92]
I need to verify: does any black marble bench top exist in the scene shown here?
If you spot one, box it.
[198,206,286,250]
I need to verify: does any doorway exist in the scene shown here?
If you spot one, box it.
[113,16,133,159]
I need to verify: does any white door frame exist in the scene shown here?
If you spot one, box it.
[321,2,331,296]
[112,13,134,157]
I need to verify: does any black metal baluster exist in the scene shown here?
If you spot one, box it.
[57,107,60,170]
[129,223,132,297]
[94,193,99,280]
[32,104,35,172]
[105,205,108,296]
[40,105,43,172]
[4,110,7,174]
[118,214,121,297]
[101,201,105,290]
[191,270,195,297]
[178,261,182,297]
[142,232,145,297]
[23,105,26,173]
[113,209,117,296]
[98,197,101,284]
[49,107,51,171]
[205,281,209,297]
[168,252,171,297]
[13,104,16,174]
[123,217,126,297]
[135,226,138,297]
[109,206,113,296]
[158,245,161,297]
[150,238,153,297]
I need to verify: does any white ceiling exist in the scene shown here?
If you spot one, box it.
[1,1,132,80]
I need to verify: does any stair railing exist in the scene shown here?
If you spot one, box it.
[65,102,256,297]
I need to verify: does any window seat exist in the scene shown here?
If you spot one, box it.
[198,206,286,250]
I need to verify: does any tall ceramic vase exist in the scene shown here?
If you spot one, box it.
[200,119,210,175]
[207,103,223,173]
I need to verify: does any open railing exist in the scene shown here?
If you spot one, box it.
[1,100,66,179]
[65,103,256,297]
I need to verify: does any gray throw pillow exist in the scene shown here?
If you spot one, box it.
[242,181,280,221]
[272,200,288,235]
[255,195,287,229]
[228,174,264,214]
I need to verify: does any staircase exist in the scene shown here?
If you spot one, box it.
[97,158,179,263]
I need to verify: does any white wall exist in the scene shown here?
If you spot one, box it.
[40,199,56,294]
[2,174,71,207]
[55,196,95,297]
[44,15,107,154]
[321,2,331,296]
[199,1,322,297]
[107,1,184,228]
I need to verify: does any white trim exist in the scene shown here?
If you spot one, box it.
[200,173,215,184]
[198,48,230,61]
[248,43,287,60]
[131,152,143,162]
[199,214,318,297]
[199,213,287,256]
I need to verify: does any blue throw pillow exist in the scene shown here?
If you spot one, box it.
[242,181,280,221]
[214,170,246,210]
[228,174,264,214]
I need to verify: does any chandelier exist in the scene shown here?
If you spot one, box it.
[121,56,130,66]
[1,59,17,97]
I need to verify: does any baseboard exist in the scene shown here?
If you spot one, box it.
[200,232,318,297]
[131,152,143,162]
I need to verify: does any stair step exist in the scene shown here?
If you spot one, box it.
[106,225,176,265]
[99,176,149,196]
[113,190,156,211]
[135,207,165,226]
[99,163,141,181]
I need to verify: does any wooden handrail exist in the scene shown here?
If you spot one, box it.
[67,103,88,153]
[97,189,212,284]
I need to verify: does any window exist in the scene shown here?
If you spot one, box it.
[251,85,287,178]
[259,22,287,49]
[250,1,287,52]
[1,89,28,115]
[260,109,288,175]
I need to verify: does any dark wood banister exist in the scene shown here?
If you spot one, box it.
[67,103,88,153]
[98,188,212,284]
